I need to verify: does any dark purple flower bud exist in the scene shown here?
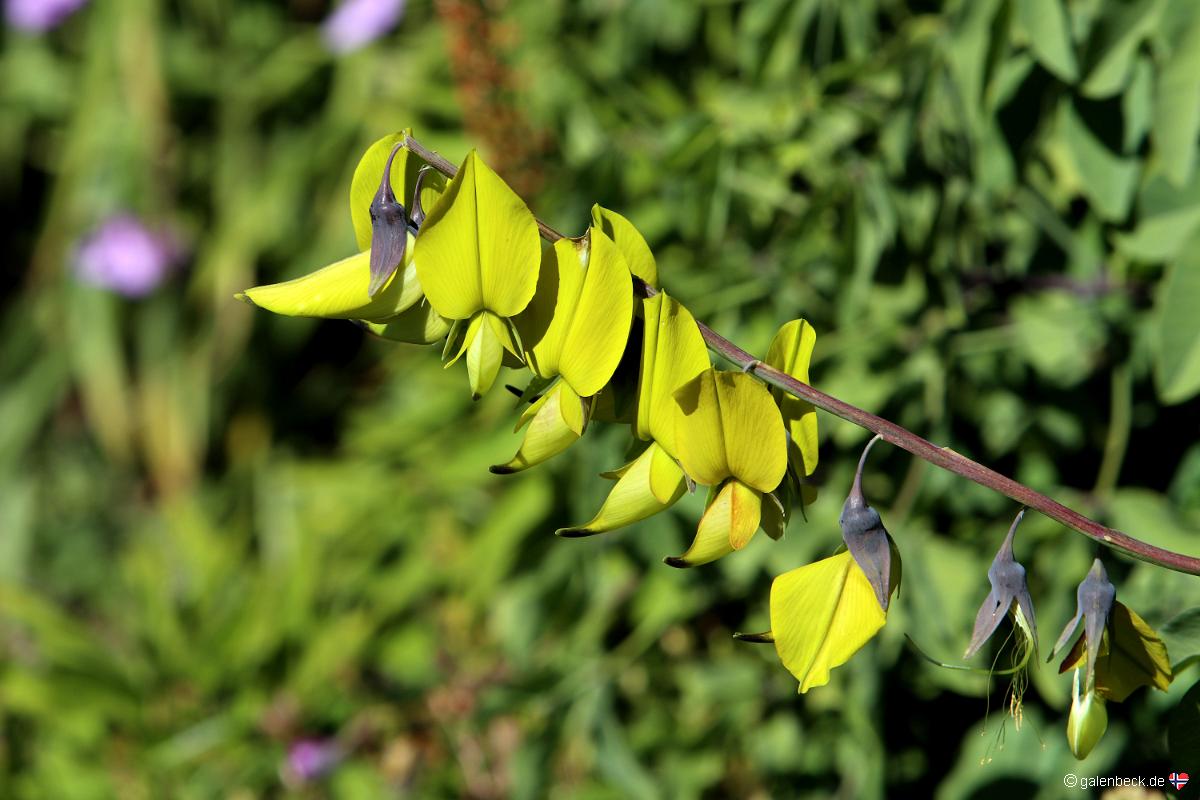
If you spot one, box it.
[964,509,1038,658]
[1051,558,1116,691]
[839,435,895,611]
[321,0,405,55]
[75,215,179,298]
[367,142,410,296]
[284,738,342,785]
[5,0,88,32]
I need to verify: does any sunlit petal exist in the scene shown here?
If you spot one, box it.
[414,150,540,319]
[556,442,686,537]
[635,293,710,456]
[770,551,888,693]
[765,319,819,478]
[238,241,423,321]
[590,204,657,288]
[673,369,787,491]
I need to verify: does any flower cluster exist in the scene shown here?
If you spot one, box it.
[239,133,1175,753]
[238,132,888,692]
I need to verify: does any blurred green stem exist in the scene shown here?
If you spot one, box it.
[403,135,1200,578]
[1093,361,1132,500]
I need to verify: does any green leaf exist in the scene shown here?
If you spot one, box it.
[1011,291,1103,387]
[1161,608,1200,667]
[414,150,542,320]
[1168,680,1200,767]
[1016,0,1077,82]
[1116,173,1200,261]
[1155,242,1200,403]
[1122,56,1154,153]
[1153,4,1200,186]
[1080,0,1165,98]
[1054,101,1139,221]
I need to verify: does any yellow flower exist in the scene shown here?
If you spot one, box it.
[768,551,889,693]
[557,291,709,536]
[665,369,787,567]
[492,227,635,473]
[414,150,542,398]
[237,132,449,336]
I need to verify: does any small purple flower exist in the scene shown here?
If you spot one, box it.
[283,739,342,785]
[5,0,88,32]
[76,215,179,298]
[321,0,405,54]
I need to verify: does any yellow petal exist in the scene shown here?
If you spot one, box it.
[445,312,482,367]
[556,442,686,537]
[559,230,633,396]
[518,240,573,377]
[770,551,888,693]
[491,382,586,473]
[359,301,451,344]
[765,319,819,477]
[485,307,523,361]
[590,204,658,288]
[466,311,503,399]
[519,230,633,396]
[348,131,446,251]
[665,480,761,567]
[414,150,540,320]
[239,238,422,321]
[673,369,787,491]
[648,441,685,504]
[635,293,710,456]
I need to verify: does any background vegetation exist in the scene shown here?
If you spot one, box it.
[3,0,1200,797]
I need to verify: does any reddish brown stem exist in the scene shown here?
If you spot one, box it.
[402,135,1200,577]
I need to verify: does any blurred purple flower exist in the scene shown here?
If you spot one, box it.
[322,0,405,54]
[76,215,179,298]
[283,739,342,785]
[5,0,88,32]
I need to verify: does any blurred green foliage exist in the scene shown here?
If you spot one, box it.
[3,0,1200,797]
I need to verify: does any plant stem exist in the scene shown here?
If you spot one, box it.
[403,135,1200,578]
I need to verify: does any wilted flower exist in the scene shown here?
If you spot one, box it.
[1051,559,1116,691]
[964,509,1038,658]
[1053,559,1172,759]
[282,738,342,786]
[5,0,87,32]
[76,215,178,298]
[838,435,897,610]
[322,0,405,54]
